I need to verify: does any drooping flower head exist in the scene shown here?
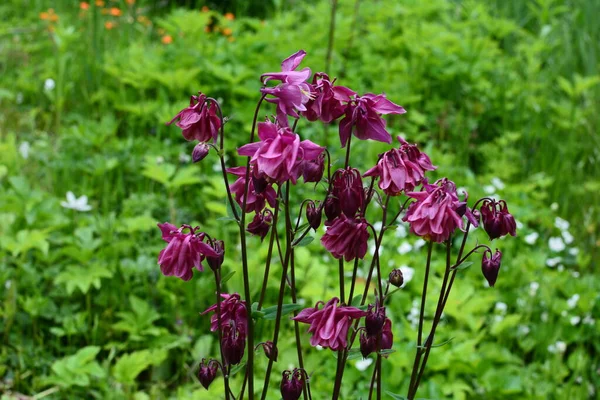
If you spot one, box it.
[321,214,370,262]
[167,93,221,143]
[247,209,273,240]
[364,301,386,336]
[338,93,406,147]
[380,318,394,356]
[302,152,325,183]
[157,223,218,281]
[305,200,322,231]
[480,199,517,240]
[238,120,325,184]
[198,358,219,389]
[261,50,312,126]
[201,293,248,334]
[221,323,246,365]
[331,167,365,218]
[364,136,436,195]
[482,248,502,287]
[280,369,305,400]
[293,297,367,351]
[227,166,277,213]
[302,72,356,123]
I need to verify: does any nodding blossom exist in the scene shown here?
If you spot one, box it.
[156,223,218,281]
[201,293,248,334]
[247,209,273,240]
[198,359,219,389]
[482,249,502,287]
[480,199,517,240]
[321,214,370,261]
[302,72,356,123]
[167,93,221,143]
[331,167,365,218]
[280,369,305,400]
[227,166,277,213]
[293,297,367,351]
[364,136,436,195]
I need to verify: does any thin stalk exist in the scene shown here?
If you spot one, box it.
[376,354,382,400]
[325,0,339,74]
[338,259,345,304]
[347,258,360,305]
[257,188,282,309]
[213,269,231,400]
[290,250,310,400]
[344,132,353,168]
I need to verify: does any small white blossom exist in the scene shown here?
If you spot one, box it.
[583,315,595,325]
[315,345,324,351]
[546,257,562,267]
[562,231,574,244]
[19,141,30,159]
[495,302,508,314]
[524,232,539,245]
[555,341,567,353]
[575,376,583,384]
[567,294,580,309]
[570,316,581,326]
[541,312,548,322]
[569,247,579,256]
[44,78,55,91]
[518,325,530,336]
[554,217,570,231]
[397,242,412,255]
[549,237,566,252]
[156,156,165,164]
[491,177,505,190]
[529,282,540,296]
[355,358,373,371]
[60,191,92,212]
[550,202,559,211]
[572,271,580,278]
[516,219,524,230]
[373,221,383,231]
[483,185,496,195]
[395,224,407,238]
[414,239,426,249]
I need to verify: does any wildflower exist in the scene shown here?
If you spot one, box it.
[380,318,393,353]
[205,239,224,271]
[562,230,574,244]
[246,209,273,240]
[331,167,365,217]
[104,21,115,30]
[338,93,406,147]
[364,302,386,336]
[355,357,373,371]
[192,142,210,163]
[389,269,404,287]
[198,359,218,389]
[221,323,245,365]
[293,297,367,350]
[481,248,502,287]
[227,166,277,213]
[161,35,173,44]
[126,0,135,4]
[201,293,247,334]
[323,195,341,223]
[548,237,566,252]
[321,214,370,262]
[167,93,221,143]
[546,256,562,267]
[302,72,356,123]
[364,136,436,195]
[109,7,122,16]
[301,152,325,183]
[306,201,322,230]
[201,6,209,12]
[359,330,377,358]
[260,50,312,126]
[44,78,55,92]
[80,2,90,10]
[567,294,579,309]
[480,199,517,240]
[280,369,304,400]
[224,12,235,20]
[222,27,232,36]
[524,232,539,245]
[61,191,92,212]
[19,142,30,159]
[555,217,570,230]
[95,0,105,6]
[237,120,324,184]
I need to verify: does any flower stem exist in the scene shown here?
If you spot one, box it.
[290,249,311,400]
[257,188,282,310]
[325,0,339,74]
[338,258,345,304]
[213,269,231,400]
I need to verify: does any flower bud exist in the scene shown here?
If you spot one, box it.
[260,341,278,362]
[206,239,225,271]
[302,153,325,183]
[332,167,364,217]
[221,324,246,365]
[388,269,404,287]
[198,359,218,389]
[324,195,341,223]
[365,303,386,336]
[192,142,210,163]
[306,201,322,230]
[359,330,377,358]
[480,199,517,240]
[280,369,304,400]
[482,248,502,287]
[247,209,273,241]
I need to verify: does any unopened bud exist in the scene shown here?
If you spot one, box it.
[206,240,225,271]
[280,369,304,400]
[198,359,218,389]
[482,248,502,287]
[306,201,322,230]
[192,142,210,163]
[359,330,377,358]
[388,269,404,288]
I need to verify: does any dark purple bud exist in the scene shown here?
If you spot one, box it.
[198,359,218,389]
[192,142,210,163]
[206,239,225,271]
[480,199,517,240]
[388,269,404,288]
[221,324,246,366]
[306,201,322,230]
[380,318,393,356]
[365,303,386,336]
[332,167,364,217]
[260,341,278,362]
[302,153,325,183]
[359,330,377,358]
[482,248,502,287]
[324,195,341,223]
[247,209,273,241]
[280,369,304,400]
[252,169,269,194]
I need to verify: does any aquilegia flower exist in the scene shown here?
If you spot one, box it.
[261,50,312,126]
[201,293,248,334]
[338,93,406,147]
[157,223,219,281]
[364,136,436,195]
[293,297,367,351]
[482,248,502,287]
[331,167,365,218]
[280,369,305,400]
[167,92,221,143]
[321,214,370,261]
[238,120,324,184]
[480,199,517,240]
[198,359,219,389]
[228,166,277,213]
[302,72,356,123]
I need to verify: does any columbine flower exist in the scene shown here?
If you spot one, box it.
[364,136,436,195]
[302,72,356,123]
[482,248,502,287]
[227,166,277,213]
[338,93,406,147]
[157,223,218,281]
[61,191,92,212]
[280,369,305,400]
[293,297,367,351]
[221,323,246,365]
[247,209,273,240]
[331,167,365,217]
[167,93,221,143]
[192,142,210,163]
[364,301,386,336]
[261,50,312,126]
[306,201,322,230]
[201,293,248,334]
[198,359,219,389]
[480,199,517,240]
[238,120,324,184]
[321,214,370,262]
[302,152,325,183]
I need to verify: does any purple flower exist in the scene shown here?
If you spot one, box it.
[359,330,377,358]
[306,201,322,231]
[480,199,517,240]
[280,369,305,400]
[206,239,225,271]
[302,152,325,183]
[167,93,220,143]
[331,167,365,218]
[388,269,404,288]
[302,72,356,123]
[228,166,277,213]
[157,223,218,281]
[338,93,406,147]
[482,249,502,287]
[261,50,312,126]
[293,297,367,351]
[364,136,436,195]
[247,209,273,240]
[201,293,247,335]
[324,195,341,223]
[365,302,386,336]
[192,142,210,163]
[321,214,370,262]
[221,323,245,365]
[380,318,393,356]
[258,341,278,362]
[198,359,219,390]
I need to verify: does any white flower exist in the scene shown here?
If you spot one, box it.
[19,141,30,159]
[583,315,595,325]
[548,341,566,354]
[483,185,496,195]
[394,224,407,238]
[315,345,324,351]
[524,232,539,245]
[60,191,92,212]
[155,156,165,164]
[397,242,412,255]
[546,257,562,267]
[548,237,566,252]
[562,231,574,245]
[567,294,580,309]
[414,239,426,249]
[541,312,548,322]
[16,92,23,104]
[529,282,540,296]
[569,247,579,256]
[491,177,505,190]
[518,325,530,336]
[373,221,383,231]
[44,78,55,91]
[495,302,508,314]
[516,219,524,230]
[554,217,570,231]
[570,316,581,326]
[399,266,414,288]
[550,202,559,211]
[572,271,580,278]
[355,358,373,371]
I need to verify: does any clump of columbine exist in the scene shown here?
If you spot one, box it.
[156,50,518,400]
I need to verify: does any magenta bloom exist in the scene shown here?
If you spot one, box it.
[303,72,356,123]
[364,136,436,195]
[198,359,219,390]
[261,50,312,126]
[403,179,471,243]
[247,209,273,240]
[228,166,277,213]
[331,167,365,218]
[380,318,394,356]
[280,369,305,400]
[157,223,218,281]
[238,120,324,184]
[221,323,246,365]
[338,93,406,147]
[480,199,517,240]
[201,293,248,334]
[293,297,367,351]
[167,93,220,143]
[321,214,370,261]
[482,248,502,287]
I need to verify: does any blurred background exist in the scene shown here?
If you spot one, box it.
[1,0,599,398]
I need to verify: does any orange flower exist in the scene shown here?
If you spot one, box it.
[224,12,235,20]
[96,0,105,6]
[161,35,173,44]
[40,12,49,20]
[222,27,232,36]
[201,6,209,13]
[109,7,121,16]
[104,21,115,30]
[80,2,90,10]
[126,0,135,4]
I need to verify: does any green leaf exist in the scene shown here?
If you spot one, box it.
[385,392,407,400]
[112,349,167,385]
[350,295,363,307]
[221,270,236,284]
[170,165,202,189]
[293,235,314,247]
[54,264,113,295]
[45,346,105,388]
[452,261,473,271]
[261,304,304,320]
[141,157,176,187]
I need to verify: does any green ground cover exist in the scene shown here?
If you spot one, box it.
[1,0,599,398]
